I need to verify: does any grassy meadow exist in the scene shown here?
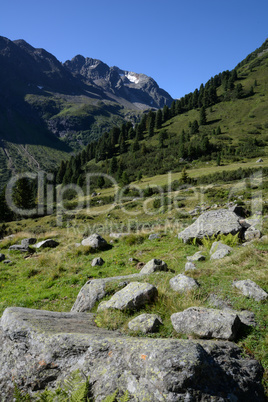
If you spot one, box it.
[0,167,267,392]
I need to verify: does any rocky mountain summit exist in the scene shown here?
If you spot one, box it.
[64,55,173,109]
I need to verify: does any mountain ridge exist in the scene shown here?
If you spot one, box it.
[0,36,173,189]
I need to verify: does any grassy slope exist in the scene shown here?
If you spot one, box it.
[0,171,267,392]
[83,51,268,183]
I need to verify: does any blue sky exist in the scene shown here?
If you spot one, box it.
[1,0,268,99]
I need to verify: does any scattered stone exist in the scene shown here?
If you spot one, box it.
[244,217,261,228]
[232,309,257,327]
[228,204,246,218]
[97,282,158,312]
[75,243,81,247]
[140,258,168,274]
[233,279,268,301]
[109,232,130,238]
[3,260,12,264]
[208,294,232,309]
[189,208,200,216]
[91,257,104,267]
[34,239,59,249]
[244,226,262,241]
[170,274,199,293]
[148,233,160,240]
[9,244,29,252]
[187,251,205,261]
[91,192,97,197]
[81,233,107,249]
[171,307,241,341]
[21,238,36,248]
[0,307,265,401]
[0,253,5,262]
[210,241,233,255]
[208,295,256,327]
[136,262,145,270]
[128,313,163,333]
[210,248,231,260]
[256,158,263,163]
[129,257,139,263]
[72,273,150,312]
[184,262,197,272]
[178,209,244,243]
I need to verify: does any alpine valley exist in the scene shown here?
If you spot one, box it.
[0,35,172,189]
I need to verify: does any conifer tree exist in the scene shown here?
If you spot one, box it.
[180,167,189,184]
[109,156,118,174]
[199,106,207,125]
[12,178,35,210]
[97,176,105,189]
[155,109,162,129]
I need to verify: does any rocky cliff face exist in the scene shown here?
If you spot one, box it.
[0,36,173,187]
[64,55,173,109]
[0,307,265,401]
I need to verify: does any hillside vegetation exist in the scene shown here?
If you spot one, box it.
[51,39,268,189]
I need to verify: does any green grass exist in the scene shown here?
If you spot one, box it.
[0,167,268,396]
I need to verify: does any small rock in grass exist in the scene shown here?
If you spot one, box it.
[81,233,107,249]
[34,239,59,249]
[128,313,163,333]
[185,262,197,272]
[233,279,267,301]
[170,274,199,293]
[187,251,205,262]
[91,257,104,267]
[140,258,168,274]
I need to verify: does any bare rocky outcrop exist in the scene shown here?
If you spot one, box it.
[0,307,266,401]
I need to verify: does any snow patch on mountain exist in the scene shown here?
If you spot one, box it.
[126,72,139,84]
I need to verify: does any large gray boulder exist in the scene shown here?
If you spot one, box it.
[81,233,107,249]
[140,258,168,274]
[233,279,268,301]
[97,282,158,312]
[171,307,241,341]
[178,209,243,243]
[128,314,163,333]
[0,307,265,401]
[170,274,199,293]
[71,273,148,312]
